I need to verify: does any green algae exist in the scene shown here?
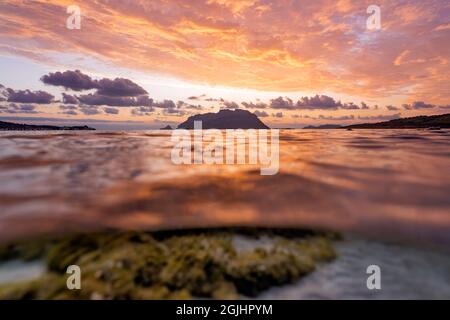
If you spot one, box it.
[0,228,337,300]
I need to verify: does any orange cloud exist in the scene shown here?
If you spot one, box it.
[0,0,448,104]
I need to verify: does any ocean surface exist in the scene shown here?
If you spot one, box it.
[0,129,449,298]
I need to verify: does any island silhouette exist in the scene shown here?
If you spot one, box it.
[177,109,270,129]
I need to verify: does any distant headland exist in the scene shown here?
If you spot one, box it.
[344,113,450,129]
[0,121,96,131]
[303,113,450,129]
[177,109,269,129]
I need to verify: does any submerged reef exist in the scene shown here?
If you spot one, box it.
[0,228,337,299]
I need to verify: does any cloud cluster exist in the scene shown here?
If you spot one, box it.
[62,93,79,104]
[0,103,39,114]
[272,112,284,118]
[41,70,98,91]
[297,95,343,110]
[1,67,447,123]
[130,99,200,117]
[318,115,355,121]
[59,104,120,116]
[76,94,146,107]
[296,113,401,121]
[59,105,78,115]
[41,70,152,110]
[402,101,436,110]
[39,70,202,117]
[131,106,155,116]
[357,114,401,121]
[103,107,120,115]
[41,70,148,97]
[177,101,204,110]
[239,95,450,115]
[222,100,240,109]
[187,94,207,101]
[242,101,268,109]
[95,78,147,97]
[1,71,159,116]
[38,70,201,117]
[253,110,269,117]
[6,88,54,104]
[386,105,400,111]
[241,95,372,111]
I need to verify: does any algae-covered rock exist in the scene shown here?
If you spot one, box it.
[0,228,337,300]
[0,238,50,262]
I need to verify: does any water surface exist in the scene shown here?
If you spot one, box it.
[0,129,449,247]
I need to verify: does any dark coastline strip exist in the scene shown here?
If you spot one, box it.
[0,120,95,131]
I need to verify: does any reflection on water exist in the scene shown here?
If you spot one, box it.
[0,129,449,247]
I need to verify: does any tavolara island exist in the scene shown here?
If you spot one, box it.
[177,109,270,129]
[0,121,96,131]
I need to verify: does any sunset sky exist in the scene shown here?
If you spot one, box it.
[0,0,449,129]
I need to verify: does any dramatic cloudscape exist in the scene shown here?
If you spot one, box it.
[0,0,449,128]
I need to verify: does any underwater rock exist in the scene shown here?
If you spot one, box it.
[0,228,337,300]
